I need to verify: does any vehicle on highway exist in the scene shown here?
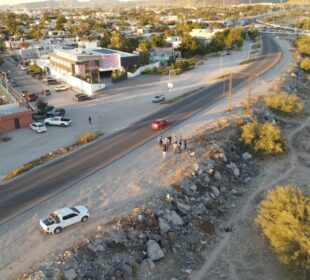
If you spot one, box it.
[152,95,165,103]
[21,89,28,97]
[10,81,17,87]
[44,78,58,85]
[20,66,27,70]
[29,122,47,133]
[151,119,170,130]
[46,107,66,117]
[42,89,51,96]
[39,206,89,234]
[44,116,71,127]
[74,93,91,102]
[27,93,39,102]
[55,85,69,92]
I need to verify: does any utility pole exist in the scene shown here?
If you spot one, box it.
[247,73,253,115]
[227,73,233,111]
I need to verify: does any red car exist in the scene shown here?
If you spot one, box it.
[27,93,39,102]
[151,119,169,130]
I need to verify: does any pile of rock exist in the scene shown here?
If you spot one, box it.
[22,126,258,280]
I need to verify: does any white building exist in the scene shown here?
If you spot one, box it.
[165,36,182,48]
[189,28,224,40]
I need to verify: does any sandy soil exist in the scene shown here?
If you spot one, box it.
[0,38,297,279]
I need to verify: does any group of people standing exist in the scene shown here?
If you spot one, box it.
[158,135,187,159]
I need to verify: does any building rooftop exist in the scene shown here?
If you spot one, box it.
[0,103,29,116]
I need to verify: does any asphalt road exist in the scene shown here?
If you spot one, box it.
[0,35,281,225]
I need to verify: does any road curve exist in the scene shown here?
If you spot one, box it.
[0,35,281,225]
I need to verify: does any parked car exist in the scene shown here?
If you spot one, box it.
[29,122,47,133]
[42,89,51,96]
[39,206,89,234]
[55,85,69,92]
[20,65,27,70]
[152,95,165,103]
[27,93,39,102]
[10,81,17,87]
[74,94,91,102]
[46,108,65,117]
[151,119,170,130]
[44,116,71,127]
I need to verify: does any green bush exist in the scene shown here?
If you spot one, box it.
[240,120,288,155]
[300,58,310,72]
[264,92,304,114]
[28,64,43,74]
[256,185,310,276]
[171,59,190,71]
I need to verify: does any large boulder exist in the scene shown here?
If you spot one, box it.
[242,152,252,160]
[64,269,77,280]
[158,217,171,233]
[210,186,220,197]
[147,240,165,261]
[176,202,191,215]
[227,162,240,177]
[164,210,184,226]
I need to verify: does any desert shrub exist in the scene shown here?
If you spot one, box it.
[76,131,103,145]
[295,35,310,55]
[264,92,304,114]
[300,58,310,72]
[256,185,310,276]
[240,120,287,155]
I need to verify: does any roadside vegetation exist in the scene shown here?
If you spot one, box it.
[295,35,310,55]
[240,120,288,156]
[256,185,310,278]
[4,131,103,181]
[264,92,304,115]
[161,87,204,104]
[300,58,310,72]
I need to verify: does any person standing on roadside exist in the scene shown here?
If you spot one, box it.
[162,142,168,159]
[88,116,92,125]
[158,136,163,146]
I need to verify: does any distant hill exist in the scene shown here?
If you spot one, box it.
[1,0,307,11]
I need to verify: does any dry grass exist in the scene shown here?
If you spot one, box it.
[240,58,256,65]
[161,87,204,105]
[5,131,103,181]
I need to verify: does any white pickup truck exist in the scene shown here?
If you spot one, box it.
[44,116,72,127]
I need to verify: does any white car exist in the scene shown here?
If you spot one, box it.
[152,95,165,103]
[55,85,69,92]
[29,122,47,133]
[40,206,89,234]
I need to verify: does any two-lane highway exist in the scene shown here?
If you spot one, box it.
[0,35,281,225]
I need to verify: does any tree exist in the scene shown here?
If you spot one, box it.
[248,25,259,41]
[110,31,124,50]
[240,120,287,156]
[28,26,43,39]
[150,35,165,48]
[36,100,48,115]
[137,40,152,52]
[225,27,244,48]
[256,185,310,277]
[300,58,310,72]
[171,59,190,71]
[179,35,205,58]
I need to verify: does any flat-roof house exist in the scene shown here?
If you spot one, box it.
[49,48,140,78]
[0,103,32,133]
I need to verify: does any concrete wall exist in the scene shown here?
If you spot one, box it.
[36,59,105,95]
[127,62,160,78]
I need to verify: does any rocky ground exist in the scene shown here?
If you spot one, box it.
[17,45,310,280]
